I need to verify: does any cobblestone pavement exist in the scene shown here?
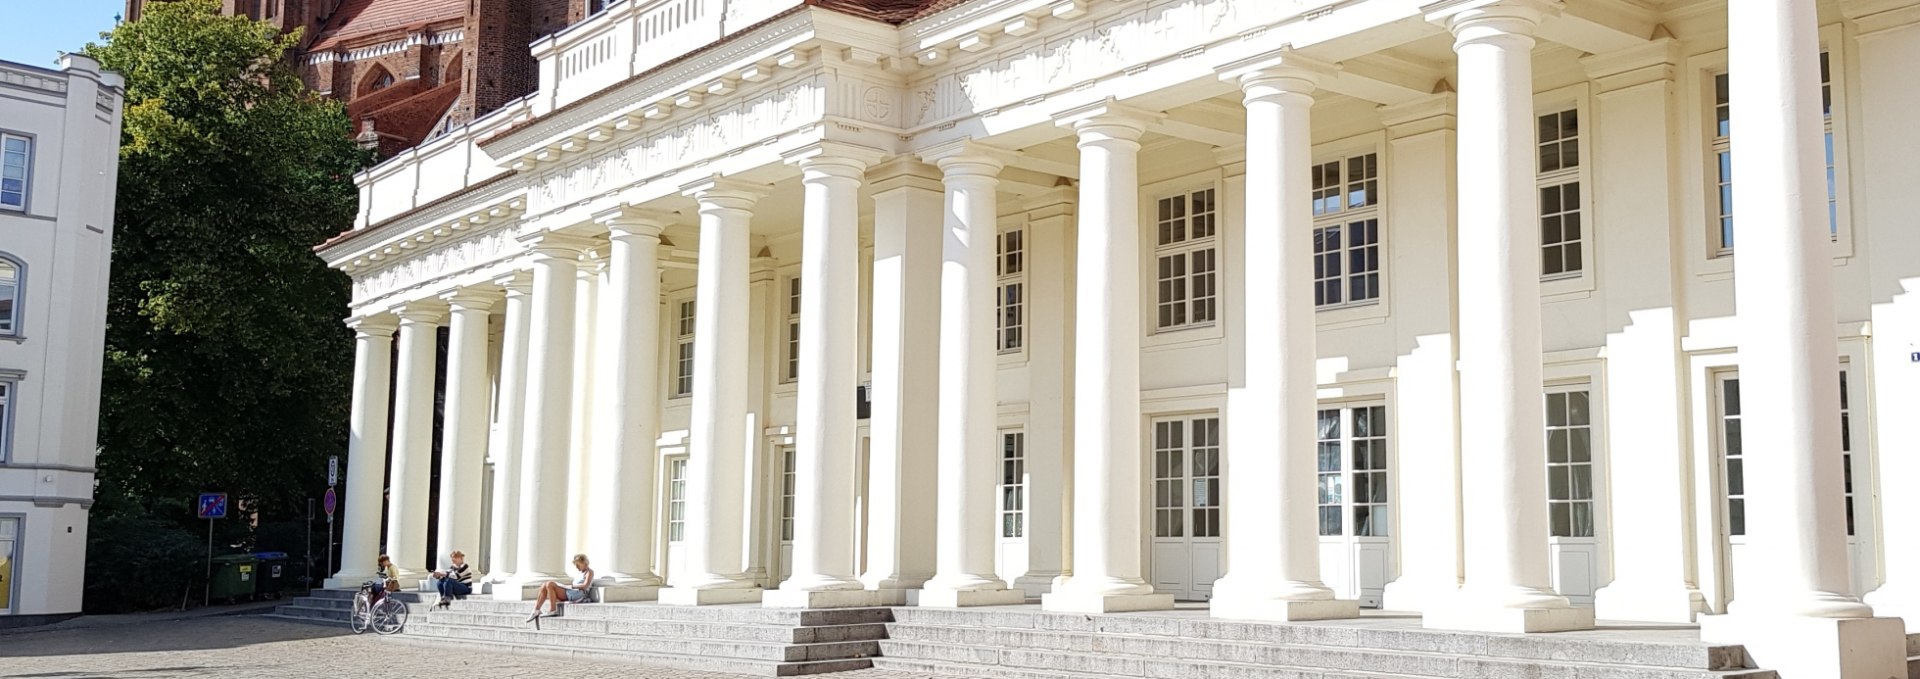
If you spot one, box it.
[0,614,959,679]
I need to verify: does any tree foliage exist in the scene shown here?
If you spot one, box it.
[85,0,368,527]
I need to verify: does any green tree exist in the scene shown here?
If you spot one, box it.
[85,0,367,528]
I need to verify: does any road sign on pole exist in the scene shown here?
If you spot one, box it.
[327,456,339,487]
[323,488,337,518]
[197,493,228,519]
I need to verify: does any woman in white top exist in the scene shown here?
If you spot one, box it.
[526,554,594,623]
[430,550,474,609]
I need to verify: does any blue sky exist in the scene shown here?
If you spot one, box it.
[0,0,126,67]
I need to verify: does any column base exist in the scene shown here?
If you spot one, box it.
[1592,582,1707,624]
[659,586,764,606]
[763,588,894,609]
[591,584,661,602]
[1042,591,1175,614]
[1699,613,1905,679]
[1423,601,1595,633]
[919,587,1028,608]
[1212,597,1360,622]
[860,574,932,592]
[1014,572,1062,598]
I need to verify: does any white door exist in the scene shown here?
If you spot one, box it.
[1316,405,1391,608]
[663,456,688,585]
[777,444,795,585]
[1544,388,1601,605]
[1150,415,1223,601]
[996,430,1029,588]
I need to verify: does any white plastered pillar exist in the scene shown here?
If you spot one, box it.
[861,158,943,595]
[435,288,497,574]
[766,144,890,609]
[327,314,397,588]
[1015,187,1076,597]
[661,177,769,605]
[1211,48,1359,622]
[386,300,445,583]
[1699,1,1906,675]
[1422,0,1592,633]
[484,271,532,583]
[589,207,674,599]
[1042,99,1175,614]
[504,232,592,595]
[919,141,1027,608]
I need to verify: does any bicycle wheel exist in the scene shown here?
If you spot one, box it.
[372,598,408,635]
[349,592,371,635]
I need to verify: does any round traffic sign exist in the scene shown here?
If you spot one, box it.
[323,487,338,517]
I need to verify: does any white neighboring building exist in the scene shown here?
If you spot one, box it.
[318,0,1920,674]
[0,54,124,626]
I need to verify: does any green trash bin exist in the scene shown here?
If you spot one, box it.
[251,552,289,599]
[208,554,259,603]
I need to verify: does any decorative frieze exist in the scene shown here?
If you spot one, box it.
[0,64,68,95]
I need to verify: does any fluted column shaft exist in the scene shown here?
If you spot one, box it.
[485,273,532,581]
[386,302,443,579]
[509,233,590,588]
[436,290,496,570]
[328,315,396,587]
[594,211,669,588]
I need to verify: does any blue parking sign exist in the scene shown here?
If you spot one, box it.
[197,493,228,519]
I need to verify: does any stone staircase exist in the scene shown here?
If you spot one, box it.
[269,587,439,625]
[870,607,1781,679]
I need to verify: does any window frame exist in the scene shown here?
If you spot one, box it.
[999,429,1026,539]
[665,455,688,543]
[672,297,695,398]
[996,226,1027,356]
[0,515,19,615]
[779,444,796,543]
[1543,385,1598,539]
[1310,151,1383,312]
[1147,184,1222,335]
[1150,414,1223,541]
[1308,133,1392,329]
[0,132,32,213]
[1316,403,1390,539]
[0,254,25,341]
[782,275,801,384]
[1533,84,1597,299]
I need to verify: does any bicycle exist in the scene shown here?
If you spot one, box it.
[350,580,409,635]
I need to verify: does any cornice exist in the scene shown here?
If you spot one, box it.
[327,179,529,272]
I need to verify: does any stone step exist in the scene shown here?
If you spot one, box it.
[887,608,1750,671]
[871,653,1429,679]
[405,621,877,670]
[877,638,1776,679]
[383,631,874,677]
[438,598,892,627]
[423,608,886,643]
[268,605,353,623]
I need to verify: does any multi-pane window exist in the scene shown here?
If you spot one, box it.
[666,457,687,542]
[1545,390,1596,538]
[0,258,19,336]
[0,382,13,463]
[1,134,29,211]
[1000,431,1026,539]
[997,230,1025,352]
[779,446,796,542]
[1317,405,1389,537]
[1152,416,1221,539]
[1841,370,1855,536]
[784,277,801,383]
[1311,153,1381,308]
[674,300,695,397]
[1153,189,1218,330]
[1719,372,1853,538]
[1714,51,1839,254]
[1537,110,1583,277]
[1821,51,1837,236]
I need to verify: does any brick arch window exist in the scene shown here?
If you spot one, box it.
[359,65,396,95]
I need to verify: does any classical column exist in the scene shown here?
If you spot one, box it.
[566,259,601,561]
[917,141,1026,608]
[385,300,444,582]
[434,288,496,573]
[590,206,672,599]
[484,272,532,583]
[505,231,591,594]
[1422,0,1591,633]
[1212,48,1358,622]
[326,314,397,588]
[660,177,767,605]
[1014,187,1075,596]
[860,158,943,595]
[1700,2,1905,675]
[766,143,889,609]
[1041,99,1174,614]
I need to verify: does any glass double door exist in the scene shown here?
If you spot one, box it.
[1150,415,1222,601]
[1317,405,1391,608]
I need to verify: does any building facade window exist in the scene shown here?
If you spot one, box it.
[1537,109,1583,278]
[666,457,687,542]
[1544,389,1596,538]
[997,229,1025,352]
[673,299,695,397]
[1318,404,1389,537]
[1000,430,1026,539]
[1713,50,1837,255]
[1,134,29,211]
[784,277,801,383]
[0,516,15,614]
[1152,188,1218,331]
[1311,153,1381,308]
[1718,371,1853,538]
[0,382,12,464]
[1152,416,1221,539]
[779,445,797,542]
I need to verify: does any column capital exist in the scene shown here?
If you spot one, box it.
[439,287,500,312]
[867,156,944,196]
[493,269,534,294]
[517,230,595,261]
[1053,97,1162,143]
[346,313,399,337]
[1426,0,1561,44]
[1377,92,1458,137]
[783,141,888,178]
[1580,36,1681,93]
[919,140,1020,178]
[679,174,770,210]
[594,205,677,240]
[391,299,448,324]
[1215,46,1339,95]
[751,254,779,283]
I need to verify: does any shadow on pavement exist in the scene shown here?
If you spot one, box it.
[0,615,351,658]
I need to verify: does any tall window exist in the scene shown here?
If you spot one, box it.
[1714,51,1838,254]
[784,277,801,383]
[1537,109,1583,277]
[1719,372,1853,538]
[0,382,13,464]
[1311,153,1381,308]
[1152,416,1221,539]
[779,446,797,542]
[0,257,20,337]
[666,457,687,542]
[673,300,695,397]
[1152,189,1218,330]
[1000,431,1026,539]
[1840,370,1855,536]
[1318,405,1389,537]
[1544,389,1595,537]
[1821,51,1837,235]
[1,134,29,211]
[997,230,1025,352]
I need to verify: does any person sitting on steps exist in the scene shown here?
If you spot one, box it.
[431,550,474,609]
[525,554,595,624]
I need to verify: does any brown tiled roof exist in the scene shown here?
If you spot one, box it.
[310,0,465,50]
[361,80,462,157]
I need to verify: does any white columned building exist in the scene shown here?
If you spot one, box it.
[313,0,1920,673]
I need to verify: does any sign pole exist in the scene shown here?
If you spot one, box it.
[204,517,213,608]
